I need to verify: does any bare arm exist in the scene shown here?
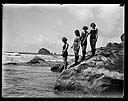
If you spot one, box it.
[71,39,75,48]
[82,32,89,44]
[78,37,81,48]
[80,32,84,41]
[96,29,98,41]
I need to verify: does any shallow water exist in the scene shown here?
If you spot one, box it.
[2,65,60,97]
[2,65,94,98]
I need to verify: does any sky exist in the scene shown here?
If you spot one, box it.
[3,4,124,55]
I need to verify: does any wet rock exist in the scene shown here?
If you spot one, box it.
[15,54,21,56]
[51,62,72,73]
[54,80,66,91]
[51,64,64,73]
[51,64,61,72]
[4,62,18,65]
[26,56,45,64]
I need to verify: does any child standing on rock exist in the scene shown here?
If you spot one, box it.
[62,37,69,70]
[80,26,89,61]
[88,23,98,56]
[71,30,81,64]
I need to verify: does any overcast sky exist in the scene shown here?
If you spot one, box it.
[3,4,124,55]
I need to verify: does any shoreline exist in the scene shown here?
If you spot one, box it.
[3,51,75,56]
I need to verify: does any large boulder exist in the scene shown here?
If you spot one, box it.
[51,64,64,73]
[54,42,124,96]
[54,67,124,96]
[38,48,50,55]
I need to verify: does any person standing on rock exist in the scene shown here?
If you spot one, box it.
[71,30,81,64]
[80,26,89,60]
[88,23,98,56]
[62,37,69,70]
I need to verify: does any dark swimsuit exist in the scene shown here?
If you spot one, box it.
[73,37,80,50]
[62,44,68,57]
[80,31,88,58]
[90,28,98,56]
[90,29,97,39]
[81,31,88,46]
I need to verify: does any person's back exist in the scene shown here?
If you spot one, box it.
[80,26,88,60]
[80,31,88,45]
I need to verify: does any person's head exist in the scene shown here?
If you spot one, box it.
[82,26,88,31]
[62,37,67,43]
[90,23,96,28]
[74,30,80,37]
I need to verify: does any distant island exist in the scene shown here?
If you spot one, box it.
[38,48,51,55]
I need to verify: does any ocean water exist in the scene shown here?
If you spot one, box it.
[2,65,60,97]
[2,65,94,98]
[2,52,123,98]
[2,52,92,97]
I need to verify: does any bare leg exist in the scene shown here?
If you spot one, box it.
[82,45,87,60]
[63,56,67,70]
[74,49,80,64]
[90,39,96,56]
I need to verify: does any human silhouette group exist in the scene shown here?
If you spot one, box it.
[61,23,98,70]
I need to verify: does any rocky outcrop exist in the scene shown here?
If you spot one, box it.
[38,48,50,55]
[26,56,47,65]
[51,64,64,72]
[25,56,62,66]
[54,42,124,96]
[51,62,72,73]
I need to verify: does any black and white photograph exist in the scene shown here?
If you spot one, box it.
[2,4,124,98]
